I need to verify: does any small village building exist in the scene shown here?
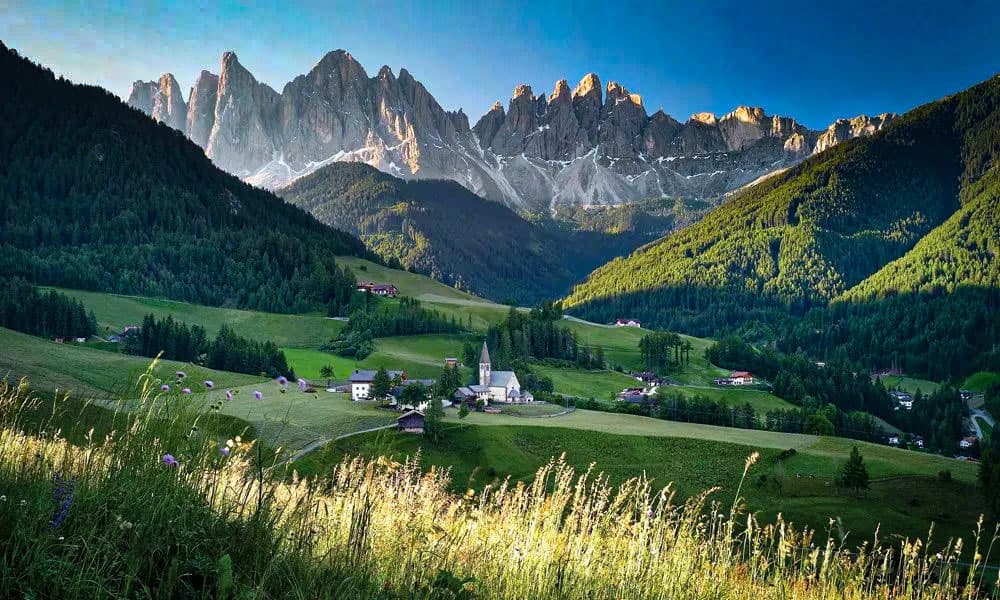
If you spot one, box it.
[74,337,87,343]
[397,410,425,434]
[890,391,914,410]
[356,282,399,297]
[729,371,754,385]
[614,318,641,328]
[887,434,900,446]
[911,435,925,448]
[348,369,406,401]
[445,357,459,367]
[632,371,657,383]
[959,436,978,449]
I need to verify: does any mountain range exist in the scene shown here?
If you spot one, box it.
[127,50,895,213]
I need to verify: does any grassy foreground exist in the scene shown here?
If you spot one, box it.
[2,377,998,599]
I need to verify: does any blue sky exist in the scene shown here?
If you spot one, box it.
[2,0,998,128]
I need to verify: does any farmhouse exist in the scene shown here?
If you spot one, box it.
[613,318,641,328]
[444,357,459,367]
[959,436,978,449]
[356,282,398,297]
[396,410,425,434]
[474,342,534,404]
[348,369,406,401]
[890,391,914,410]
[714,371,755,386]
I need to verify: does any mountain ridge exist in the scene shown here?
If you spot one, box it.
[127,49,894,213]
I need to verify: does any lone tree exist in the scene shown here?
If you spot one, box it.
[371,367,392,402]
[319,365,334,388]
[835,446,870,496]
[424,396,446,443]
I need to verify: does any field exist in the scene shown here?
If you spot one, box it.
[284,334,474,381]
[336,256,512,329]
[881,375,941,395]
[964,371,1000,392]
[0,327,262,397]
[296,421,989,545]
[52,287,345,349]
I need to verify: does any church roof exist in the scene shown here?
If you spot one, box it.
[480,341,491,364]
[489,371,516,388]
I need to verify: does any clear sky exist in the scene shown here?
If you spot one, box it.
[2,0,998,129]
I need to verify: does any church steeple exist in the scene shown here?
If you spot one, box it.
[478,342,491,386]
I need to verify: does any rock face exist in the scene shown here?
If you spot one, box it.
[127,73,187,131]
[129,50,897,213]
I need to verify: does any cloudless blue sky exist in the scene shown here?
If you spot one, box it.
[3,0,998,128]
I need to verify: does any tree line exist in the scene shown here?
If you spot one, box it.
[323,297,462,358]
[0,279,95,340]
[124,314,292,378]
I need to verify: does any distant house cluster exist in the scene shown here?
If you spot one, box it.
[453,343,534,407]
[348,369,406,401]
[106,325,141,343]
[618,372,669,402]
[613,318,641,328]
[356,282,398,297]
[713,371,755,386]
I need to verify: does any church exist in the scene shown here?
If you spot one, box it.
[455,342,534,405]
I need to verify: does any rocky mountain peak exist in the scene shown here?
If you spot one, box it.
[551,79,571,101]
[573,73,602,100]
[606,81,643,107]
[722,105,765,124]
[513,84,534,99]
[186,70,219,148]
[126,73,187,132]
[689,112,718,126]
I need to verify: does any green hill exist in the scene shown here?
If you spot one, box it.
[278,162,640,304]
[564,74,1000,378]
[0,43,365,314]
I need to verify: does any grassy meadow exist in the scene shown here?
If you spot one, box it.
[294,421,992,545]
[2,379,996,598]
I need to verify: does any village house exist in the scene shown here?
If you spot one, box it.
[390,378,437,411]
[959,436,978,449]
[890,391,914,410]
[396,410,425,434]
[444,357,459,367]
[356,282,398,298]
[632,371,657,383]
[348,369,406,401]
[714,371,755,386]
[613,318,641,328]
[887,434,900,446]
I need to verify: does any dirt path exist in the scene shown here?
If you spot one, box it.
[273,422,397,468]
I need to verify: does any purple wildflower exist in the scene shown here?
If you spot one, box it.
[162,454,178,467]
[204,380,214,389]
[276,376,288,386]
[220,446,231,457]
[253,390,263,401]
[160,384,170,392]
[182,388,192,395]
[298,378,308,391]
[225,390,233,402]
[49,473,76,529]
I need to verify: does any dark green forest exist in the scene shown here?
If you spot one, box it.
[278,162,642,304]
[565,74,1000,380]
[0,278,96,339]
[124,314,292,379]
[0,43,367,315]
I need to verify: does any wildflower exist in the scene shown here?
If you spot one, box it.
[220,446,230,457]
[276,376,288,386]
[175,371,187,379]
[0,495,5,502]
[119,520,133,531]
[225,390,233,401]
[49,473,76,530]
[298,378,308,391]
[204,380,214,389]
[160,384,170,392]
[162,454,178,467]
[20,499,27,506]
[226,439,235,448]
[182,388,192,395]
[646,509,654,518]
[253,390,263,401]
[234,436,242,443]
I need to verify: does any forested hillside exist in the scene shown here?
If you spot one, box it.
[0,43,367,314]
[279,162,640,303]
[564,74,1000,378]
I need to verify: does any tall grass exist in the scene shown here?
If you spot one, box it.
[0,370,997,598]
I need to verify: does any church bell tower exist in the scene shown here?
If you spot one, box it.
[478,342,491,386]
